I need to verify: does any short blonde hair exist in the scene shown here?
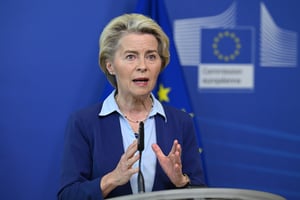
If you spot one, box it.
[98,13,170,88]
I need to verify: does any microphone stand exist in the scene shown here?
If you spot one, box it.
[137,121,145,193]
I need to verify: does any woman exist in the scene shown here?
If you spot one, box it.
[58,13,205,200]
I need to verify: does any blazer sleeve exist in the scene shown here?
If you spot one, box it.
[153,105,206,189]
[57,110,104,200]
[181,111,206,187]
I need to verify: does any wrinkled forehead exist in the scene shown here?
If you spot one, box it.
[116,33,159,54]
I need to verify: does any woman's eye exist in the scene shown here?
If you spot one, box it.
[126,54,135,60]
[147,54,157,60]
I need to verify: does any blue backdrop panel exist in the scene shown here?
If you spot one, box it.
[1,0,299,200]
[166,1,300,200]
[0,1,137,200]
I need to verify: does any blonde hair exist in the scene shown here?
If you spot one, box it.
[98,13,170,88]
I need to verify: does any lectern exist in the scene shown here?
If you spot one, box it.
[106,188,286,200]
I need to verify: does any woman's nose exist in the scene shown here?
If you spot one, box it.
[137,58,147,72]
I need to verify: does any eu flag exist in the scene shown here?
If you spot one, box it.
[135,0,205,156]
[135,0,193,113]
[201,28,253,64]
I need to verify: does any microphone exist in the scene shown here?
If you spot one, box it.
[137,121,145,193]
[137,121,144,151]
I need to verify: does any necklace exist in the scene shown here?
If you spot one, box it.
[124,102,153,123]
[115,94,153,124]
[124,115,143,123]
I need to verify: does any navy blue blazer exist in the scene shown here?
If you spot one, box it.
[58,103,205,200]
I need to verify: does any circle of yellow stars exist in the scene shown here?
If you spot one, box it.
[212,31,241,62]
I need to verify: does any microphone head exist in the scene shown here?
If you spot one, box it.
[138,121,144,151]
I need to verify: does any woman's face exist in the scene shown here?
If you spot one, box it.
[107,33,162,98]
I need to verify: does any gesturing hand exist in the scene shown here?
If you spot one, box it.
[112,139,140,186]
[101,140,140,197]
[152,139,189,187]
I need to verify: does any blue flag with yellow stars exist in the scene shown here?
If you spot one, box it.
[135,0,193,114]
[134,0,206,173]
[201,28,253,64]
[135,0,204,155]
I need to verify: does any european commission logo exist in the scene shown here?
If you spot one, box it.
[201,29,253,64]
[200,28,254,89]
[174,1,298,91]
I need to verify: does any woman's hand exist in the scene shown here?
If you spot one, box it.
[113,139,140,185]
[151,139,189,187]
[101,140,140,197]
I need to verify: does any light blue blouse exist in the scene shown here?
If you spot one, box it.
[99,90,166,193]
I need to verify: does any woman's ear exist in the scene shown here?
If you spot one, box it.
[106,62,114,75]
